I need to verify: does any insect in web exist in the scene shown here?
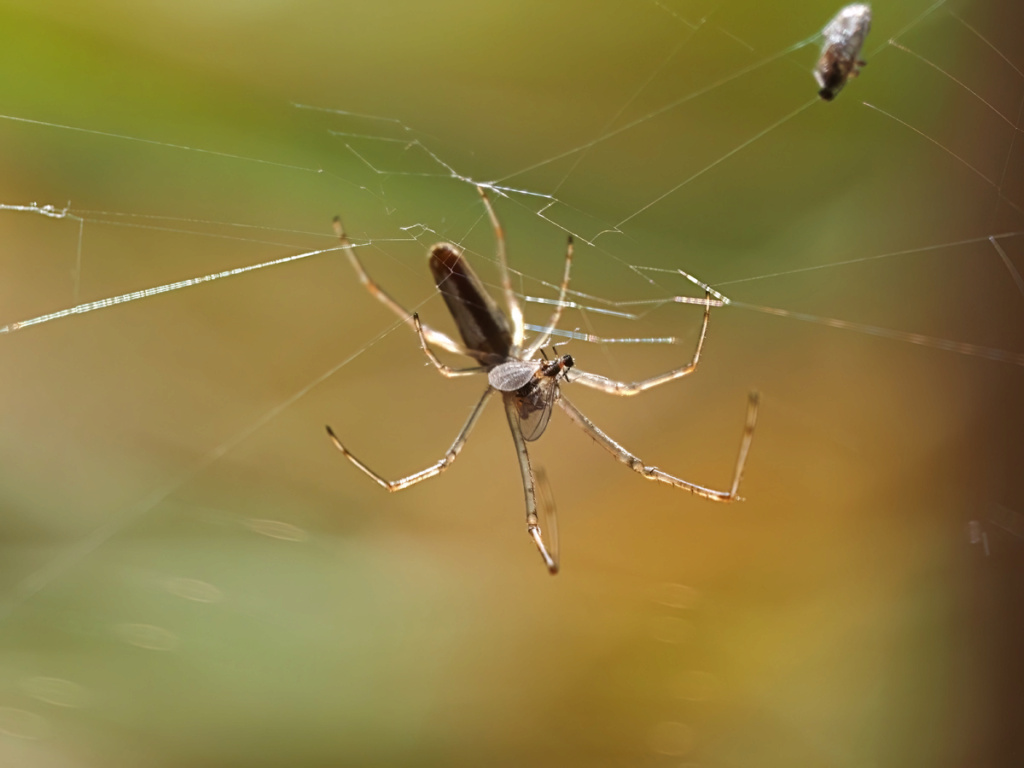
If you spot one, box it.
[325,186,759,573]
[815,3,872,101]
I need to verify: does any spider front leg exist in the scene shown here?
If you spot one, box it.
[557,391,759,501]
[333,216,469,357]
[327,387,493,492]
[477,186,524,350]
[412,313,487,379]
[570,292,711,396]
[524,235,574,358]
[503,394,559,574]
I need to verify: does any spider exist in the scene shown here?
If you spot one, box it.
[326,186,759,573]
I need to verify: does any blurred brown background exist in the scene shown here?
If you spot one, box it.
[0,0,1022,765]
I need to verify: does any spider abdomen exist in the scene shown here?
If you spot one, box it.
[428,243,513,362]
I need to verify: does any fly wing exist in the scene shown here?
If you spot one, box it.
[517,377,557,442]
[520,403,554,442]
[534,467,559,573]
[488,360,538,392]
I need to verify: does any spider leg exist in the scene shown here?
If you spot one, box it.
[412,313,487,378]
[333,216,469,357]
[477,186,525,352]
[524,235,574,359]
[503,394,559,573]
[570,292,711,396]
[556,391,759,501]
[326,387,493,492]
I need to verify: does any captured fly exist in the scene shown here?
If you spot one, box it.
[815,3,872,101]
[489,354,574,442]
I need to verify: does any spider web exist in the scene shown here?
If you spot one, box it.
[0,0,1021,765]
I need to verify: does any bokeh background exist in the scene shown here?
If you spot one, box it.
[1,0,1022,765]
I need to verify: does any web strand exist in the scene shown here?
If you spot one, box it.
[2,0,1021,621]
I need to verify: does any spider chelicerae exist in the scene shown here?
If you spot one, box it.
[326,187,759,573]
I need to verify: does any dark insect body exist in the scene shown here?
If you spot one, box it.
[815,3,872,101]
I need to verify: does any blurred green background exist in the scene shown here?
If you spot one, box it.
[0,0,1022,765]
